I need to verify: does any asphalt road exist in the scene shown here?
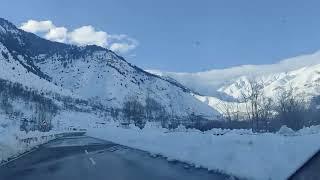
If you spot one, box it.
[0,136,236,180]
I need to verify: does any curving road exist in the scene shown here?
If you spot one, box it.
[0,136,236,180]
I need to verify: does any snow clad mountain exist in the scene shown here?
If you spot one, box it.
[148,50,320,114]
[5,14,320,124]
[0,18,218,123]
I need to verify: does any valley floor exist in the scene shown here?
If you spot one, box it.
[2,110,320,180]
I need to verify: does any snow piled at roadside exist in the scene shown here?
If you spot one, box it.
[0,124,59,163]
[0,129,54,163]
[88,122,320,180]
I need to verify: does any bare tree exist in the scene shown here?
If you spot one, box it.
[275,87,307,130]
[145,97,166,122]
[217,101,233,122]
[216,100,241,122]
[240,79,274,132]
[123,96,146,129]
[307,95,320,126]
[258,95,273,131]
[240,79,263,131]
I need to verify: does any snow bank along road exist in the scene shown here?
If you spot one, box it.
[0,135,236,180]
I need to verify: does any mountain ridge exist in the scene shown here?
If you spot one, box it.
[147,49,320,114]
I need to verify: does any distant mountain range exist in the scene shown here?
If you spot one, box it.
[147,49,320,114]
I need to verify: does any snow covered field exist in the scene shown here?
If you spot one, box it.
[89,122,320,180]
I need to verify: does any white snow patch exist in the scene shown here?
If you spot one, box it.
[88,122,320,180]
[0,115,66,163]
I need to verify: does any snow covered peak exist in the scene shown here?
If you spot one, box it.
[148,50,320,97]
[0,18,19,34]
[217,64,320,100]
[147,50,320,114]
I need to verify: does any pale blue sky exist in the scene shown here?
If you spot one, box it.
[1,0,320,72]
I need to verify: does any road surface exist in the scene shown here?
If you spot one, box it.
[0,136,236,180]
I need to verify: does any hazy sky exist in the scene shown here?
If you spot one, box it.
[1,0,320,72]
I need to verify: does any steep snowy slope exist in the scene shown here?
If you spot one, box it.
[0,18,218,119]
[0,42,74,97]
[34,50,217,117]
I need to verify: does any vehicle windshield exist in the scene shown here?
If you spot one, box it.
[0,1,320,180]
